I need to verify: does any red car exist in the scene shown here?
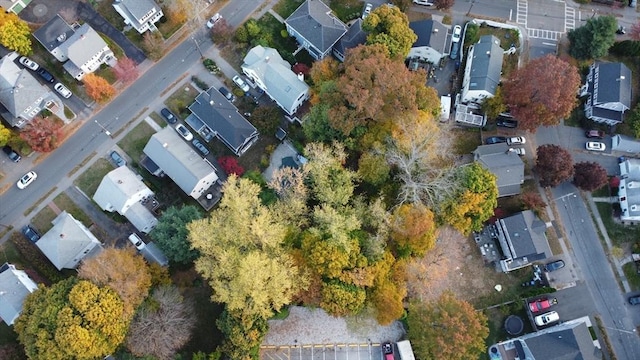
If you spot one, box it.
[528,298,558,313]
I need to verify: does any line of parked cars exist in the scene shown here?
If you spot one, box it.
[160,107,211,157]
[19,55,73,98]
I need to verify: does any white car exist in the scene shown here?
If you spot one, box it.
[452,25,462,43]
[17,171,37,189]
[512,147,525,156]
[128,233,146,250]
[534,311,559,326]
[412,0,434,5]
[18,56,39,71]
[175,124,193,141]
[54,83,72,98]
[586,141,606,152]
[362,3,373,19]
[506,136,526,145]
[232,75,250,93]
[206,13,222,29]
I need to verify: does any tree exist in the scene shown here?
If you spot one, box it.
[250,105,281,134]
[627,103,640,138]
[78,247,152,318]
[369,251,406,324]
[573,161,608,192]
[142,31,164,60]
[113,57,139,84]
[163,0,190,25]
[536,144,574,187]
[320,281,367,317]
[520,191,547,212]
[212,18,233,45]
[150,205,203,265]
[362,5,417,59]
[19,116,63,152]
[407,292,489,360]
[481,87,507,121]
[568,15,617,60]
[390,203,438,257]
[218,156,245,176]
[304,142,357,208]
[434,0,455,10]
[609,40,640,57]
[358,151,390,186]
[126,286,197,360]
[502,55,580,132]
[0,12,31,54]
[0,122,11,147]
[217,309,268,360]
[83,73,115,103]
[309,57,340,92]
[15,278,128,360]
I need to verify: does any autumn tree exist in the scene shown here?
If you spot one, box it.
[520,191,547,213]
[250,105,282,134]
[212,18,234,44]
[320,282,367,316]
[369,251,406,325]
[481,87,507,121]
[568,15,617,60]
[434,0,455,10]
[150,205,203,265]
[19,116,63,153]
[363,5,417,59]
[126,286,196,360]
[407,292,489,360]
[573,161,608,192]
[142,31,164,60]
[358,151,390,186]
[390,203,438,257]
[83,73,115,103]
[309,57,340,92]
[0,12,31,54]
[217,309,268,360]
[389,0,411,11]
[78,247,152,318]
[0,122,11,146]
[502,54,580,132]
[163,0,190,26]
[113,56,139,84]
[15,278,128,360]
[536,144,574,187]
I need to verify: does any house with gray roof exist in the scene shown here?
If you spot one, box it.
[584,62,632,126]
[0,52,63,128]
[461,35,503,104]
[618,158,640,223]
[188,87,259,156]
[113,0,163,34]
[493,210,551,272]
[407,19,449,64]
[473,143,524,197]
[143,127,219,199]
[611,134,640,154]
[489,319,601,360]
[285,0,347,60]
[242,46,310,116]
[33,14,76,62]
[0,263,38,325]
[59,23,116,80]
[35,211,104,270]
[93,166,158,234]
[0,0,31,14]
[333,18,368,62]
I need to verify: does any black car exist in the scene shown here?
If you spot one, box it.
[110,150,126,167]
[36,68,55,83]
[496,117,518,128]
[22,225,41,243]
[544,260,565,272]
[485,136,507,145]
[160,108,177,124]
[629,295,640,305]
[192,139,210,156]
[2,145,21,162]
[219,86,235,102]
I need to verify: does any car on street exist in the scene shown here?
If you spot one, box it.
[110,150,126,167]
[36,68,55,83]
[512,147,525,156]
[534,311,559,326]
[160,108,177,124]
[544,259,565,272]
[206,13,222,29]
[362,3,373,19]
[17,171,37,189]
[382,343,394,360]
[128,233,146,250]
[629,295,640,305]
[232,75,250,93]
[506,136,526,145]
[528,298,558,313]
[497,117,518,128]
[485,136,507,145]
[585,130,604,139]
[219,86,235,102]
[54,82,72,98]
[2,145,21,162]
[412,0,434,5]
[452,25,462,43]
[586,141,606,152]
[192,139,210,156]
[175,123,193,141]
[19,56,39,71]
[22,225,41,243]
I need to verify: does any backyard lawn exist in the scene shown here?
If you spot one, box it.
[74,158,115,197]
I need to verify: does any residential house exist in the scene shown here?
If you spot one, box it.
[33,14,75,62]
[187,87,259,156]
[618,158,640,223]
[489,319,601,360]
[473,143,524,197]
[0,263,38,325]
[142,127,219,199]
[460,35,503,104]
[0,0,32,14]
[611,134,640,154]
[285,0,347,60]
[242,45,310,116]
[35,211,104,270]
[113,0,164,34]
[0,52,63,128]
[492,210,551,272]
[583,62,631,126]
[93,166,158,234]
[406,19,449,65]
[333,18,367,62]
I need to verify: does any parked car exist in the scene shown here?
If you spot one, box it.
[485,136,507,145]
[528,298,558,313]
[544,259,565,272]
[629,295,640,305]
[219,86,235,102]
[206,13,222,29]
[496,117,518,128]
[506,136,526,145]
[449,41,459,60]
[616,25,626,35]
[109,150,126,167]
[512,147,525,156]
[175,123,193,141]
[585,130,604,139]
[382,343,394,360]
[452,25,462,43]
[412,0,434,5]
[192,139,210,156]
[586,141,606,152]
[17,171,37,189]
[2,145,21,162]
[18,56,39,71]
[160,108,177,124]
[232,75,250,93]
[534,311,559,326]
[54,82,72,98]
[128,233,146,250]
[362,3,373,19]
[36,68,55,83]
[22,225,41,243]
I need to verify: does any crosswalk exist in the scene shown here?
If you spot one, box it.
[517,0,528,27]
[527,28,563,41]
[516,0,577,41]
[564,5,576,32]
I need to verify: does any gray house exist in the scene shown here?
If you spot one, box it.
[407,19,449,64]
[333,18,368,62]
[33,14,76,61]
[0,263,38,325]
[611,134,640,154]
[461,35,503,104]
[494,210,551,272]
[113,0,164,34]
[618,158,640,223]
[473,143,524,197]
[584,62,631,126]
[285,0,347,60]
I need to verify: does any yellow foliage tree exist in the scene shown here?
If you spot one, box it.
[83,73,115,103]
[0,122,11,146]
[390,203,438,257]
[0,12,31,54]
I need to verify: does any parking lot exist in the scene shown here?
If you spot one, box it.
[261,343,383,360]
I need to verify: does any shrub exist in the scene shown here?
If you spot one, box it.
[218,156,245,176]
[10,235,64,283]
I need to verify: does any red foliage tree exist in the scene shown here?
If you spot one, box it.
[520,191,547,212]
[573,162,608,192]
[113,57,139,84]
[503,54,581,132]
[19,116,63,152]
[292,63,310,76]
[535,144,574,188]
[218,156,245,176]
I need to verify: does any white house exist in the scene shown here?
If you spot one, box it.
[584,62,632,126]
[460,35,503,104]
[59,23,116,80]
[0,263,38,325]
[618,158,640,223]
[113,0,164,34]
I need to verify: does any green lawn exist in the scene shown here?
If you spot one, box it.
[164,85,200,120]
[595,202,640,246]
[273,0,305,18]
[53,193,93,228]
[74,158,115,197]
[117,121,157,165]
[623,262,640,291]
[31,206,57,234]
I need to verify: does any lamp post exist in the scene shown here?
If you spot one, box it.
[94,120,111,137]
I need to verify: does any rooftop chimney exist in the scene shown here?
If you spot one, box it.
[297,72,304,81]
[163,142,168,148]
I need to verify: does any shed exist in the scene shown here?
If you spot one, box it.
[396,340,415,360]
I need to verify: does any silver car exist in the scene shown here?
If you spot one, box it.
[232,75,250,93]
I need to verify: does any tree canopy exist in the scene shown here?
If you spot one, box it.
[573,161,608,192]
[0,12,31,54]
[83,74,115,103]
[390,203,438,257]
[150,205,203,265]
[362,4,417,59]
[568,15,617,60]
[536,144,574,187]
[19,116,63,153]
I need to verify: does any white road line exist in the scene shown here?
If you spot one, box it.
[565,5,576,32]
[528,28,562,40]
[517,0,528,27]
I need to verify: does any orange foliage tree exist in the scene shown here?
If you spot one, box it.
[390,203,438,258]
[19,116,62,152]
[83,73,115,103]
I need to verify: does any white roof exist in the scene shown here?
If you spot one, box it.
[93,166,153,212]
[0,263,38,325]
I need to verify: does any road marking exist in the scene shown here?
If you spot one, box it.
[528,28,562,40]
[565,5,576,32]
[542,42,557,46]
[517,0,528,27]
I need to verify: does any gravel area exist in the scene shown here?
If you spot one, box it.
[262,306,405,346]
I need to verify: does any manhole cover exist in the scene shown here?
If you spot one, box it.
[33,4,48,17]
